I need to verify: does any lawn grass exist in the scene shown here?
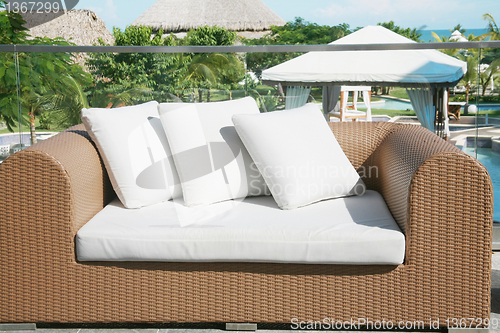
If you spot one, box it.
[480,110,500,117]
[388,87,410,100]
[255,85,275,95]
[361,108,416,117]
[367,109,500,118]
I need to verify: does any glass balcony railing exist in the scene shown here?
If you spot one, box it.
[0,41,499,222]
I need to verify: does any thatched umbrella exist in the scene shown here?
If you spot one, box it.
[22,9,114,46]
[21,10,114,68]
[132,0,285,34]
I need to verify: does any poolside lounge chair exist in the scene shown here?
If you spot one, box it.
[448,104,462,120]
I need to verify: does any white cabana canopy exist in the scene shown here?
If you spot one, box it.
[262,26,467,138]
[262,25,466,88]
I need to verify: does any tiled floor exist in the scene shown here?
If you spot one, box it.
[490,253,500,332]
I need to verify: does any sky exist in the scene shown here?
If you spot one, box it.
[74,0,500,33]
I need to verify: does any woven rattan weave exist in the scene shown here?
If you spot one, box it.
[0,122,492,327]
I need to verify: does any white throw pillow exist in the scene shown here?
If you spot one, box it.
[158,97,268,207]
[81,101,182,209]
[232,103,366,210]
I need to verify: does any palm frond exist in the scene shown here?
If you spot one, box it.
[483,13,500,40]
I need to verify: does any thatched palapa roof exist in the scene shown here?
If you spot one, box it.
[20,10,114,68]
[21,9,114,46]
[132,0,285,32]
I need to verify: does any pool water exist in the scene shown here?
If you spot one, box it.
[0,133,32,146]
[359,97,500,112]
[463,147,500,222]
[374,98,413,110]
[357,97,413,111]
[0,133,57,146]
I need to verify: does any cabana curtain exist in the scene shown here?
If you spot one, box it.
[285,86,311,109]
[406,88,435,132]
[442,89,450,137]
[360,90,372,121]
[322,86,341,116]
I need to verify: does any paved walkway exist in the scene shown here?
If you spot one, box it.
[450,126,500,148]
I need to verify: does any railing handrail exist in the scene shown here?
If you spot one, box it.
[1,41,500,53]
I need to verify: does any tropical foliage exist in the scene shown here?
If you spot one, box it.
[0,0,91,144]
[182,26,245,101]
[86,25,181,104]
[451,24,466,34]
[457,50,479,108]
[431,32,460,56]
[479,58,500,96]
[483,13,500,40]
[0,0,29,44]
[87,25,245,104]
[427,14,500,107]
[2,2,500,137]
[377,21,423,42]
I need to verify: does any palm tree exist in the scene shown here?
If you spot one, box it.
[457,51,479,114]
[183,53,244,102]
[431,32,459,56]
[450,24,466,34]
[479,58,500,96]
[479,14,500,96]
[483,14,500,40]
[47,76,152,129]
[10,46,91,145]
[46,76,90,129]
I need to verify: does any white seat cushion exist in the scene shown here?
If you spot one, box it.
[76,190,405,265]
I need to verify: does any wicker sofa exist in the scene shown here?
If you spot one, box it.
[0,121,493,328]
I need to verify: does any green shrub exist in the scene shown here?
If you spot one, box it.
[37,112,52,130]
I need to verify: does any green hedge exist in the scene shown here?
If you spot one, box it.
[450,94,500,103]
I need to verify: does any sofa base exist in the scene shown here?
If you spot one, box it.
[492,222,500,250]
[0,323,36,331]
[225,323,257,331]
[0,322,460,331]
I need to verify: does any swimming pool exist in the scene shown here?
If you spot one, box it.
[0,133,32,146]
[0,133,58,162]
[463,147,500,222]
[357,97,413,110]
[452,104,500,112]
[0,132,57,146]
[373,98,413,110]
[361,97,500,112]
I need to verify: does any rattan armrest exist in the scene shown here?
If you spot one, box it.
[367,124,492,231]
[330,120,492,267]
[366,124,492,277]
[0,124,113,243]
